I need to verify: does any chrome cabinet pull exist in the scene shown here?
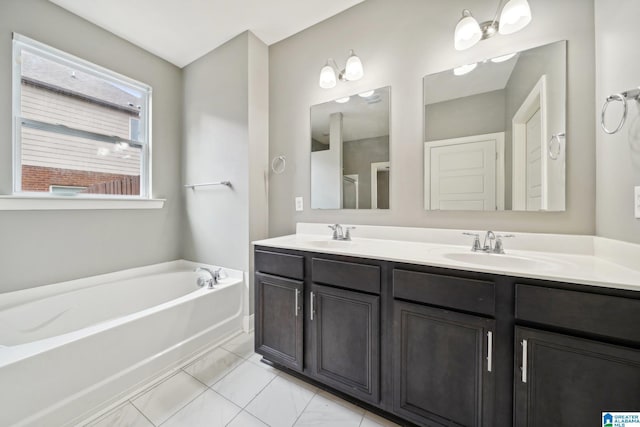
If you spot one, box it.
[487,331,493,372]
[310,292,315,321]
[295,289,300,317]
[521,339,528,383]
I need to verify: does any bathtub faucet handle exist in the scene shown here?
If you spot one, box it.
[195,267,218,289]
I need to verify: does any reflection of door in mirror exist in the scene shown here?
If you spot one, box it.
[371,162,390,209]
[512,75,547,211]
[424,134,505,211]
[422,40,566,212]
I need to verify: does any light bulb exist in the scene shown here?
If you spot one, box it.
[335,97,350,104]
[453,63,477,76]
[499,0,532,35]
[454,10,482,51]
[319,61,337,89]
[344,50,364,81]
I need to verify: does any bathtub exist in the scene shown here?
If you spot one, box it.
[0,260,244,427]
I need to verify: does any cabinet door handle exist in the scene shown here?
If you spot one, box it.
[310,291,315,321]
[487,331,493,372]
[295,289,300,317]
[521,339,528,383]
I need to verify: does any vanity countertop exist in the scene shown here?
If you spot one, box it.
[253,224,640,292]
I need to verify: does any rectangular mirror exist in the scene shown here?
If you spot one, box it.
[423,41,566,211]
[311,86,390,209]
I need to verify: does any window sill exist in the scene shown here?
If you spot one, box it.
[0,196,165,211]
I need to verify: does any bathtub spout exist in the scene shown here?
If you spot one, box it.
[194,267,219,289]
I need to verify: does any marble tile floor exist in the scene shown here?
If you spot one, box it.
[83,332,400,427]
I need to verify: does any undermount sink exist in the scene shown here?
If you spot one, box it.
[430,248,560,271]
[303,239,357,249]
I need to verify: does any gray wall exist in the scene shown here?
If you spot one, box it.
[268,0,595,237]
[0,0,183,293]
[595,0,640,244]
[181,32,268,313]
[425,90,506,142]
[343,136,389,209]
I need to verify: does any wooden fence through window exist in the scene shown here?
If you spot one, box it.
[85,175,140,195]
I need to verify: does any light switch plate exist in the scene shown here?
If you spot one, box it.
[635,186,640,219]
[295,196,304,212]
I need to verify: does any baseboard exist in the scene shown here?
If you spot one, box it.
[243,314,255,332]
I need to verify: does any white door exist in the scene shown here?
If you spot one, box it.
[429,139,497,211]
[512,75,548,211]
[525,109,542,210]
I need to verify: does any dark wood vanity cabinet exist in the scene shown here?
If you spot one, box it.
[254,245,640,427]
[393,300,495,427]
[513,327,640,427]
[254,250,305,372]
[513,283,640,427]
[310,283,380,404]
[255,272,304,372]
[392,269,497,426]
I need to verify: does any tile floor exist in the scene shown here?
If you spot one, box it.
[85,332,401,427]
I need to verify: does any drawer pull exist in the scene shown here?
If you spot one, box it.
[487,331,493,372]
[310,291,315,321]
[521,339,528,383]
[295,289,300,317]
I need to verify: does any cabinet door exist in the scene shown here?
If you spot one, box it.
[393,300,495,427]
[514,327,640,427]
[310,283,380,404]
[255,273,304,372]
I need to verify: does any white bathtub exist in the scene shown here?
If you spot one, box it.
[0,260,244,427]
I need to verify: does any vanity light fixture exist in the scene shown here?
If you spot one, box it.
[335,96,351,104]
[318,49,364,89]
[358,90,375,98]
[454,0,532,51]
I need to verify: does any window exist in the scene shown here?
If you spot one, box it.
[12,34,152,198]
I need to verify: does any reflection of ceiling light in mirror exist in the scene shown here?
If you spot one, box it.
[453,63,477,76]
[335,97,350,104]
[491,53,517,63]
[359,90,375,98]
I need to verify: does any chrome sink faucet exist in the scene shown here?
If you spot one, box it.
[463,231,514,254]
[328,224,356,241]
[195,267,221,288]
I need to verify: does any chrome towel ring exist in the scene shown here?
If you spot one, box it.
[271,155,286,174]
[548,132,565,160]
[601,88,640,135]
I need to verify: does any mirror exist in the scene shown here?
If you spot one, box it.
[311,86,390,209]
[423,41,566,211]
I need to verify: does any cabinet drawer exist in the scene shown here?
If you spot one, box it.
[516,284,640,343]
[393,269,495,316]
[255,250,304,280]
[312,258,380,294]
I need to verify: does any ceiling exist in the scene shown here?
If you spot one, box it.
[423,55,520,106]
[48,0,365,68]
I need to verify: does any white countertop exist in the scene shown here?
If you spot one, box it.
[253,224,640,292]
